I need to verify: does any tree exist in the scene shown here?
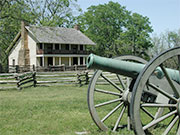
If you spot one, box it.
[0,0,80,50]
[26,0,81,27]
[0,0,80,72]
[78,1,153,58]
[150,29,180,57]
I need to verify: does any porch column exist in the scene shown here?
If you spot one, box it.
[59,44,61,50]
[53,57,55,66]
[78,45,80,50]
[59,57,61,65]
[78,57,80,65]
[53,44,55,50]
[69,57,71,66]
[42,43,44,49]
[42,56,45,67]
[69,44,71,50]
[83,57,86,65]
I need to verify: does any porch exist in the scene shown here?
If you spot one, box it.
[36,56,86,67]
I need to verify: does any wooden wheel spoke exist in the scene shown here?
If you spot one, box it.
[116,75,126,90]
[141,103,177,108]
[87,56,147,131]
[101,74,124,93]
[140,106,154,119]
[163,115,179,135]
[101,102,123,122]
[95,98,122,108]
[113,106,126,131]
[148,83,178,102]
[177,120,180,135]
[160,64,180,97]
[143,110,177,130]
[95,88,122,96]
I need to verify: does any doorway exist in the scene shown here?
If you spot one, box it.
[73,57,78,65]
[48,57,53,66]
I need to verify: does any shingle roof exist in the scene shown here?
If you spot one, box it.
[26,26,96,45]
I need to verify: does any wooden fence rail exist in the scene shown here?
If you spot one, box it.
[8,65,87,73]
[77,71,89,87]
[16,72,36,89]
[0,72,36,90]
[36,71,80,86]
[0,70,129,90]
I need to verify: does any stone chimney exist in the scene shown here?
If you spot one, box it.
[74,24,80,30]
[18,21,30,70]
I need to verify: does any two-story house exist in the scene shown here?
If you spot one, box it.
[8,22,95,70]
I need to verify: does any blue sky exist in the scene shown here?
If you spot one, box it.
[77,0,180,35]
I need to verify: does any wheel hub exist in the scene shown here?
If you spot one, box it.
[122,90,131,105]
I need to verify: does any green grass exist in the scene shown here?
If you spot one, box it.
[0,85,132,135]
[1,85,177,135]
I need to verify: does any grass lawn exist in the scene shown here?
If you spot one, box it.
[0,85,133,135]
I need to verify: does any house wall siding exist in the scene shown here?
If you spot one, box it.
[8,39,21,66]
[28,34,37,66]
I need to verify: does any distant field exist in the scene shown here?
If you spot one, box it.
[0,85,133,135]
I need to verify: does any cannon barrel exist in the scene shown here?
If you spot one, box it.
[87,54,180,83]
[87,54,145,79]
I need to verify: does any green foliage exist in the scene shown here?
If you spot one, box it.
[0,0,81,72]
[149,29,180,69]
[78,1,153,58]
[150,29,180,57]
[26,0,81,27]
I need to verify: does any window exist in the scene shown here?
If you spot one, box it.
[80,45,83,50]
[80,57,83,65]
[40,57,43,66]
[39,43,43,49]
[44,43,53,50]
[66,44,69,50]
[12,59,15,66]
[55,44,59,50]
[72,45,77,50]
[73,57,78,65]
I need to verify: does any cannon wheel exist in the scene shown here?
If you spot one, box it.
[87,55,147,131]
[131,47,180,135]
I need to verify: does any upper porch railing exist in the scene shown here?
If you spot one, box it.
[37,49,89,55]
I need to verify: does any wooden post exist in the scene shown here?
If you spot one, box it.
[75,65,77,71]
[33,64,35,71]
[53,57,55,66]
[16,65,19,73]
[69,57,71,66]
[83,57,86,65]
[85,71,89,84]
[15,75,21,90]
[78,57,80,65]
[62,64,65,71]
[77,73,82,87]
[42,57,45,67]
[33,72,36,87]
[59,57,61,65]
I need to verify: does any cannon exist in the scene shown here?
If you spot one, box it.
[87,47,180,135]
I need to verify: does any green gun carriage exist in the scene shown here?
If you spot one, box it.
[87,47,180,135]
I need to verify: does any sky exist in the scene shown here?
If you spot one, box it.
[76,0,180,35]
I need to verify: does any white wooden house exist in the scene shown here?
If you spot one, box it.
[8,22,95,71]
